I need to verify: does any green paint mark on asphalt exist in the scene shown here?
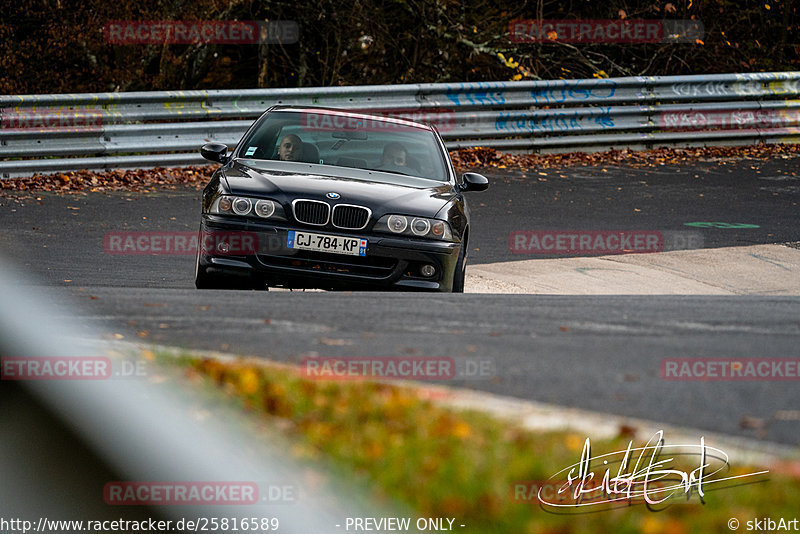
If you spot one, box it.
[684,222,760,229]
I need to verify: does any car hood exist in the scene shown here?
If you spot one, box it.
[221,159,455,218]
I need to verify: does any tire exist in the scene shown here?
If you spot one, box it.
[195,264,227,289]
[194,248,263,290]
[451,239,467,293]
[195,249,224,289]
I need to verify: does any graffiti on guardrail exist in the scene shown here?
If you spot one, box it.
[670,79,800,99]
[3,72,800,178]
[529,80,617,104]
[495,108,614,133]
[660,109,800,130]
[669,81,732,98]
[761,80,800,96]
[736,73,800,97]
[444,83,507,107]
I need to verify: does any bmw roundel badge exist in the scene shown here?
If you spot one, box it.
[326,192,341,199]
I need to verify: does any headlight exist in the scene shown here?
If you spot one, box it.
[254,199,276,218]
[387,214,408,233]
[374,214,453,241]
[410,218,430,236]
[232,197,252,215]
[209,195,285,221]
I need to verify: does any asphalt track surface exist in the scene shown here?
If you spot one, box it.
[2,157,800,445]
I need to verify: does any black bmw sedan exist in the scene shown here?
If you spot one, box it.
[196,106,488,292]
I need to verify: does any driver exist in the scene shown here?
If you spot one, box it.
[278,134,303,161]
[379,142,409,169]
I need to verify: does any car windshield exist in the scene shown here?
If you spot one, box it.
[237,109,450,182]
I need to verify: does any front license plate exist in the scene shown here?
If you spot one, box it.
[287,231,367,256]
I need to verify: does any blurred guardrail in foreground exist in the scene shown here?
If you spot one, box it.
[1,71,799,178]
[0,257,398,530]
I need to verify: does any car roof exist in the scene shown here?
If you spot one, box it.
[267,105,435,132]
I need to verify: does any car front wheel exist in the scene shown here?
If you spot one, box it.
[194,248,263,290]
[451,240,467,293]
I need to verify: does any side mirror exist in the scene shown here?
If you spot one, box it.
[460,172,489,192]
[201,142,230,164]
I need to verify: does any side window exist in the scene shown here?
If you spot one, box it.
[239,124,277,160]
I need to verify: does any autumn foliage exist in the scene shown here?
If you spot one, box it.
[3,143,800,195]
[1,0,797,94]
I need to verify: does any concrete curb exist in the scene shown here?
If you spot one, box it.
[467,243,800,295]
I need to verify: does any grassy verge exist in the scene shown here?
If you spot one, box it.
[157,352,800,534]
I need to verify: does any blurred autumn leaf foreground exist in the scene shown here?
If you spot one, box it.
[151,350,800,534]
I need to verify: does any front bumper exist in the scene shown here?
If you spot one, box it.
[198,215,461,291]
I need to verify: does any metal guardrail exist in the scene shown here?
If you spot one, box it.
[1,71,799,178]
